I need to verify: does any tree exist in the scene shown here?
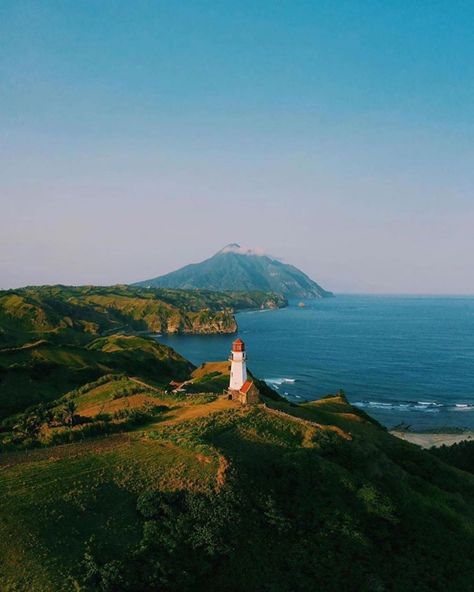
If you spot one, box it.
[62,400,77,427]
[13,414,42,440]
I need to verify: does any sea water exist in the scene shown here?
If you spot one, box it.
[156,295,474,430]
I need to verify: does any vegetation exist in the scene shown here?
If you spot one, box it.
[1,391,474,591]
[2,287,474,591]
[0,284,282,418]
[0,284,286,347]
[135,243,333,298]
[0,334,193,417]
[430,439,474,474]
[1,375,163,448]
[187,361,283,401]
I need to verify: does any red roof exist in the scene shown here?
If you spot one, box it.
[240,380,253,394]
[232,337,245,351]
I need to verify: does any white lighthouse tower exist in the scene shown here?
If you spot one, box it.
[229,338,247,391]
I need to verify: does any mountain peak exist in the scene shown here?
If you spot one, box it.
[135,246,333,298]
[217,244,268,257]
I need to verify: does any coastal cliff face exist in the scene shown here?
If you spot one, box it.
[162,309,237,334]
[259,297,283,309]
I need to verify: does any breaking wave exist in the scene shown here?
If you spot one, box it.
[353,400,474,413]
[264,377,296,389]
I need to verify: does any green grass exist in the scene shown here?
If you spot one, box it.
[0,284,287,348]
[74,381,127,411]
[2,390,474,591]
[0,433,219,591]
[0,335,193,417]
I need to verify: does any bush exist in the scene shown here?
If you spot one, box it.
[430,440,474,474]
[83,485,241,591]
[95,413,111,422]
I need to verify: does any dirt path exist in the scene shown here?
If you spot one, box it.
[130,377,160,391]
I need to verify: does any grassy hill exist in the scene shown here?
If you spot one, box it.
[0,335,194,418]
[186,361,283,400]
[0,284,286,417]
[0,284,287,347]
[1,391,474,592]
[2,286,473,591]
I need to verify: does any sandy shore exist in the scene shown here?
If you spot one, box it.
[390,430,474,449]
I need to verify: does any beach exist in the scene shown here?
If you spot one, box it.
[390,430,474,449]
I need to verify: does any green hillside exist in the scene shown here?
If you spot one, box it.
[0,285,287,347]
[430,439,474,475]
[2,285,473,592]
[135,244,333,298]
[0,284,286,417]
[1,392,474,592]
[0,335,193,418]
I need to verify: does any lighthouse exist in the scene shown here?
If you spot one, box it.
[229,338,247,391]
[228,338,260,404]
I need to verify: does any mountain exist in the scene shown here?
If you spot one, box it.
[135,244,333,298]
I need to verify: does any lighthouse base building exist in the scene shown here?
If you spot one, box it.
[227,338,260,405]
[230,379,260,405]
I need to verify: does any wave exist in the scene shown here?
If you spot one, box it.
[264,377,296,389]
[353,400,474,413]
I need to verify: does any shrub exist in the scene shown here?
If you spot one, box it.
[95,413,111,422]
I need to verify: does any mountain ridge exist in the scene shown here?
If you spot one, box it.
[135,244,333,298]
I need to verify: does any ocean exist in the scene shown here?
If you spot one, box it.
[156,295,474,430]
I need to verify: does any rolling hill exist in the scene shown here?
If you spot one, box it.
[2,285,474,592]
[135,244,333,298]
[1,390,474,591]
[0,285,286,418]
[0,334,194,418]
[0,284,287,347]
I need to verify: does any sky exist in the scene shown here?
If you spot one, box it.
[1,1,473,294]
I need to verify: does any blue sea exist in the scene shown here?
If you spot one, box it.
[156,295,474,430]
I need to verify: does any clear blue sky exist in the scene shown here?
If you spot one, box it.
[1,1,473,293]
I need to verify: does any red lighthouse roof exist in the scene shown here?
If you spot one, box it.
[232,337,245,352]
[240,380,253,394]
